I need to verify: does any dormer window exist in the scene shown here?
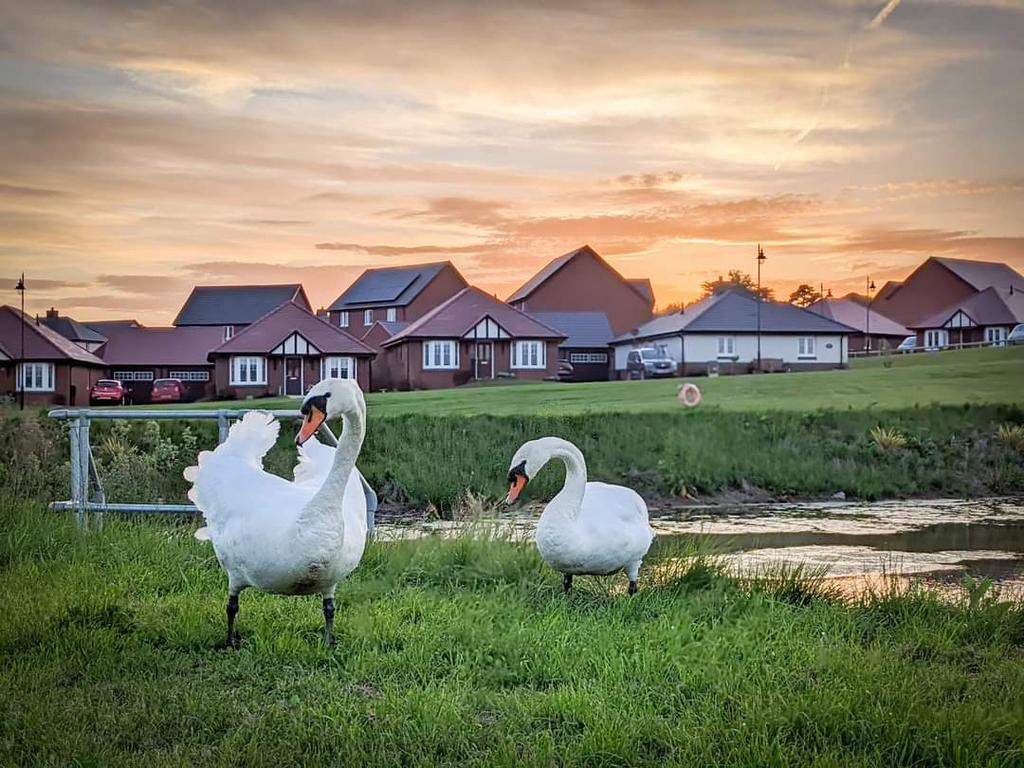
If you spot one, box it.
[223,325,234,342]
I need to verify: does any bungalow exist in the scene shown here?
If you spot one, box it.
[208,301,376,397]
[97,325,224,402]
[807,298,912,352]
[39,308,107,352]
[327,261,468,332]
[174,284,312,344]
[0,305,106,406]
[908,286,1024,349]
[611,289,855,376]
[530,311,615,382]
[380,287,565,389]
[507,245,655,337]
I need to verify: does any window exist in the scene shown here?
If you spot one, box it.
[363,309,373,326]
[717,337,736,358]
[223,325,234,342]
[169,370,210,381]
[797,336,816,358]
[113,370,154,381]
[338,311,349,328]
[512,340,546,369]
[321,356,356,380]
[569,352,608,364]
[985,327,1007,347]
[230,356,267,385]
[17,362,54,392]
[924,329,948,350]
[386,307,397,322]
[422,340,458,369]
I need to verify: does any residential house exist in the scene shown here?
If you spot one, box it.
[807,298,912,352]
[908,286,1024,349]
[208,301,376,397]
[97,325,224,402]
[361,320,408,390]
[380,287,565,389]
[39,308,107,352]
[872,256,1024,327]
[174,284,312,344]
[507,245,655,337]
[326,262,468,332]
[530,311,615,382]
[610,289,855,376]
[0,306,106,406]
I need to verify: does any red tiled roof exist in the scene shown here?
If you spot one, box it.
[909,286,1024,329]
[210,301,375,356]
[808,298,911,336]
[0,306,105,365]
[506,245,652,305]
[99,325,224,366]
[383,287,565,346]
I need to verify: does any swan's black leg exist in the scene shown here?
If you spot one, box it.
[223,593,240,649]
[322,597,336,647]
[628,580,638,596]
[563,574,573,594]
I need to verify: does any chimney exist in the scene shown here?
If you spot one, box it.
[46,307,58,319]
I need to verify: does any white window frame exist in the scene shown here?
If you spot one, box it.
[338,311,349,328]
[363,309,373,326]
[386,307,397,322]
[230,356,267,386]
[113,370,155,382]
[168,370,210,382]
[924,329,948,350]
[985,327,1007,347]
[512,340,546,370]
[569,352,609,364]
[717,336,737,359]
[321,356,357,381]
[17,362,55,392]
[223,325,234,342]
[797,336,816,359]
[422,340,459,370]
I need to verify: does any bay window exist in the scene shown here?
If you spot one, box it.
[512,340,546,369]
[321,356,356,380]
[17,362,55,392]
[230,356,267,385]
[423,340,458,369]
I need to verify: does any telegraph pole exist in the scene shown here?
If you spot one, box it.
[15,274,25,410]
[865,275,875,353]
[756,245,766,371]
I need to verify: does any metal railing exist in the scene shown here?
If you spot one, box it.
[47,408,377,539]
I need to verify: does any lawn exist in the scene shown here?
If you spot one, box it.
[1,503,1023,767]
[151,346,1024,417]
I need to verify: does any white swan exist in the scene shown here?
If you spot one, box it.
[505,437,655,594]
[184,378,368,646]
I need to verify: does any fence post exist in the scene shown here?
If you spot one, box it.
[68,414,84,528]
[217,411,230,444]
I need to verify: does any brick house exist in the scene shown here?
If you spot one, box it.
[908,286,1024,349]
[379,287,565,389]
[326,262,468,333]
[208,301,376,397]
[39,308,107,352]
[807,298,912,352]
[872,257,1024,328]
[174,284,312,345]
[530,311,615,382]
[0,306,106,406]
[507,245,655,337]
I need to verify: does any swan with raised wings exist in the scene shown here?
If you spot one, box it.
[505,437,655,594]
[184,378,368,647]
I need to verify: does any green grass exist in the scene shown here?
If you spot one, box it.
[152,346,1024,417]
[1,503,1023,767]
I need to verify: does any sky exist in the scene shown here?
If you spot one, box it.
[1,0,1022,323]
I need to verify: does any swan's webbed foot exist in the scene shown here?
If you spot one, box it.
[322,597,336,647]
[628,580,638,596]
[217,593,241,650]
[562,574,573,594]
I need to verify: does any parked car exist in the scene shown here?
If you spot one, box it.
[557,360,575,380]
[896,335,918,354]
[89,379,126,405]
[150,378,187,403]
[626,348,677,379]
[1008,324,1024,346]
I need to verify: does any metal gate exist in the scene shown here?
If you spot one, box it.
[47,408,376,539]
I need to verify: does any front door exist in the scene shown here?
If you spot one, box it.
[285,357,303,395]
[475,342,493,379]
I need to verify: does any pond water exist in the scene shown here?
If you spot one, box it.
[378,498,1024,595]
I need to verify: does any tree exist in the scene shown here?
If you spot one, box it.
[788,283,822,307]
[655,301,685,317]
[700,270,773,300]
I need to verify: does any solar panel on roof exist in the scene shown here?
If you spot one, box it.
[342,271,419,304]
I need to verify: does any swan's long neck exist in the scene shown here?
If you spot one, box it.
[545,439,587,520]
[300,405,364,525]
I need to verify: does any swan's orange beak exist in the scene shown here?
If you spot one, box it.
[296,406,325,446]
[505,474,527,505]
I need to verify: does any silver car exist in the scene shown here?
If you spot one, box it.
[896,335,918,354]
[626,348,677,379]
[1008,324,1024,346]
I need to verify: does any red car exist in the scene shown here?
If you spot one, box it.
[150,378,187,404]
[89,379,126,406]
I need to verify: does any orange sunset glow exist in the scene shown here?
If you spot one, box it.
[2,0,1022,322]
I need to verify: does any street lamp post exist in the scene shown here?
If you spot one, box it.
[865,276,875,354]
[15,274,25,410]
[756,245,766,371]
